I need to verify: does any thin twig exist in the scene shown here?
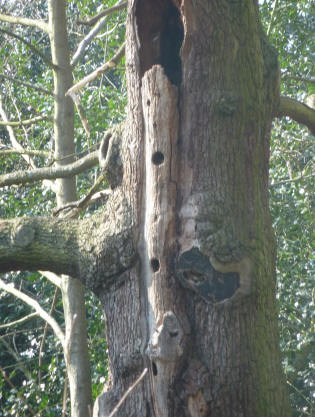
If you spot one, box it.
[270,173,314,187]
[0,149,51,158]
[38,287,59,385]
[67,43,125,97]
[0,278,65,348]
[108,368,148,417]
[282,74,315,85]
[77,1,127,27]
[0,74,53,95]
[0,313,38,329]
[0,94,36,168]
[0,366,37,416]
[0,27,55,69]
[0,115,52,127]
[267,0,279,36]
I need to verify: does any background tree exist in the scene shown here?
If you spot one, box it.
[0,0,314,416]
[0,1,126,416]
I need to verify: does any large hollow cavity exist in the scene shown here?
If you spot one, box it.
[136,0,184,87]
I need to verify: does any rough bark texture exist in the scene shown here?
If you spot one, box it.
[94,0,290,416]
[0,0,291,416]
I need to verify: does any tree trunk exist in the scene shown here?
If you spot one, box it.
[93,1,290,416]
[49,1,92,416]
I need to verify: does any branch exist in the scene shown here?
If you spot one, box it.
[0,278,65,348]
[67,42,125,97]
[0,149,51,158]
[282,74,315,85]
[38,287,59,384]
[39,271,61,288]
[0,13,49,33]
[72,7,121,67]
[71,94,90,137]
[0,94,36,168]
[267,0,279,36]
[0,366,37,416]
[0,313,38,329]
[0,115,52,127]
[0,28,55,69]
[0,198,137,291]
[270,173,314,187]
[0,149,98,187]
[276,96,315,136]
[77,1,127,27]
[0,74,53,95]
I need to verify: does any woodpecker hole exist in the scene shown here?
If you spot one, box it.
[150,258,160,272]
[152,151,164,165]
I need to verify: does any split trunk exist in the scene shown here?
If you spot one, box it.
[94,1,290,416]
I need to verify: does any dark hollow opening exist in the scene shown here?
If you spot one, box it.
[136,0,184,87]
[152,361,158,376]
[152,151,164,165]
[150,258,160,272]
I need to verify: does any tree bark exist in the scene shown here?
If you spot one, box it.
[49,1,92,416]
[94,0,290,416]
[0,1,292,416]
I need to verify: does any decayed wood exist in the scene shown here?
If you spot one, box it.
[140,66,184,417]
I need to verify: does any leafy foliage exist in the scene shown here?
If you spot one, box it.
[0,1,126,415]
[260,1,315,415]
[0,1,313,416]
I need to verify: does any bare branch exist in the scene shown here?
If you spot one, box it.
[0,149,51,158]
[0,94,37,168]
[0,12,49,33]
[39,271,62,288]
[270,173,314,187]
[0,149,98,187]
[267,0,279,36]
[38,287,59,384]
[0,74,53,95]
[71,94,90,137]
[0,115,52,127]
[67,42,125,97]
[78,1,127,27]
[276,96,315,136]
[0,278,65,348]
[0,27,56,69]
[282,74,315,85]
[53,176,111,218]
[0,313,38,329]
[72,8,120,67]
